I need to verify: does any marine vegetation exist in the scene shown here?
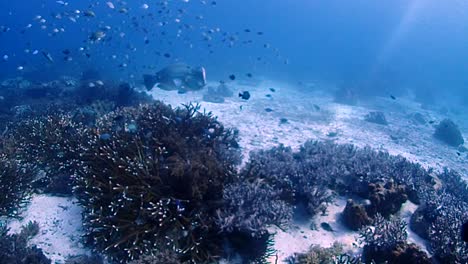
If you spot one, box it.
[0,221,51,264]
[0,154,34,217]
[72,102,241,263]
[359,214,431,264]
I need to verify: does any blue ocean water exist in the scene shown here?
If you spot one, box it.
[1,0,468,102]
[0,1,467,263]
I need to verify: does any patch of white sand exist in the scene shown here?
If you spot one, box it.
[7,195,89,263]
[399,201,431,256]
[267,197,359,263]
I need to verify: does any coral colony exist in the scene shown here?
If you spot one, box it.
[0,76,466,263]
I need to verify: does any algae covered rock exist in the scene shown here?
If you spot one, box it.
[433,118,464,147]
[342,199,371,231]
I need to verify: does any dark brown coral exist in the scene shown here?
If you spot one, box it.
[364,181,408,218]
[342,199,371,231]
[73,102,240,263]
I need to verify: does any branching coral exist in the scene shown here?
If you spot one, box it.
[217,179,292,236]
[296,141,433,204]
[0,154,34,217]
[0,221,50,264]
[72,102,240,263]
[4,108,84,195]
[359,214,430,264]
[411,191,468,263]
[241,144,333,217]
[287,242,363,264]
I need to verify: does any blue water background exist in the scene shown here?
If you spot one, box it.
[0,0,467,103]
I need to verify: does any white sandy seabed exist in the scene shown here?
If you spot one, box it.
[6,78,468,263]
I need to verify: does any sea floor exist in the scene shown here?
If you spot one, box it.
[6,78,467,263]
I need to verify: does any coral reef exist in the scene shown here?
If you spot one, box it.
[216,179,292,236]
[359,214,430,264]
[0,221,51,264]
[64,255,103,264]
[433,118,464,147]
[342,199,371,231]
[72,81,152,107]
[364,181,408,218]
[410,191,468,263]
[127,248,180,264]
[287,242,361,264]
[0,154,34,217]
[226,231,277,263]
[341,181,408,231]
[4,109,83,195]
[364,111,388,125]
[241,144,333,217]
[0,75,152,133]
[72,102,241,262]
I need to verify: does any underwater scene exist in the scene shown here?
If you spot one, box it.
[0,0,467,263]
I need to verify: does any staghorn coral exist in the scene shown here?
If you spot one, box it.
[359,214,431,264]
[64,255,103,264]
[0,221,51,264]
[127,247,180,264]
[227,140,436,246]
[411,191,468,263]
[241,144,333,217]
[73,102,240,263]
[287,242,363,264]
[359,214,407,254]
[4,108,84,195]
[0,154,34,217]
[216,179,292,236]
[295,141,433,204]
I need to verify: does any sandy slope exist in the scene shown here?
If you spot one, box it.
[6,78,467,263]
